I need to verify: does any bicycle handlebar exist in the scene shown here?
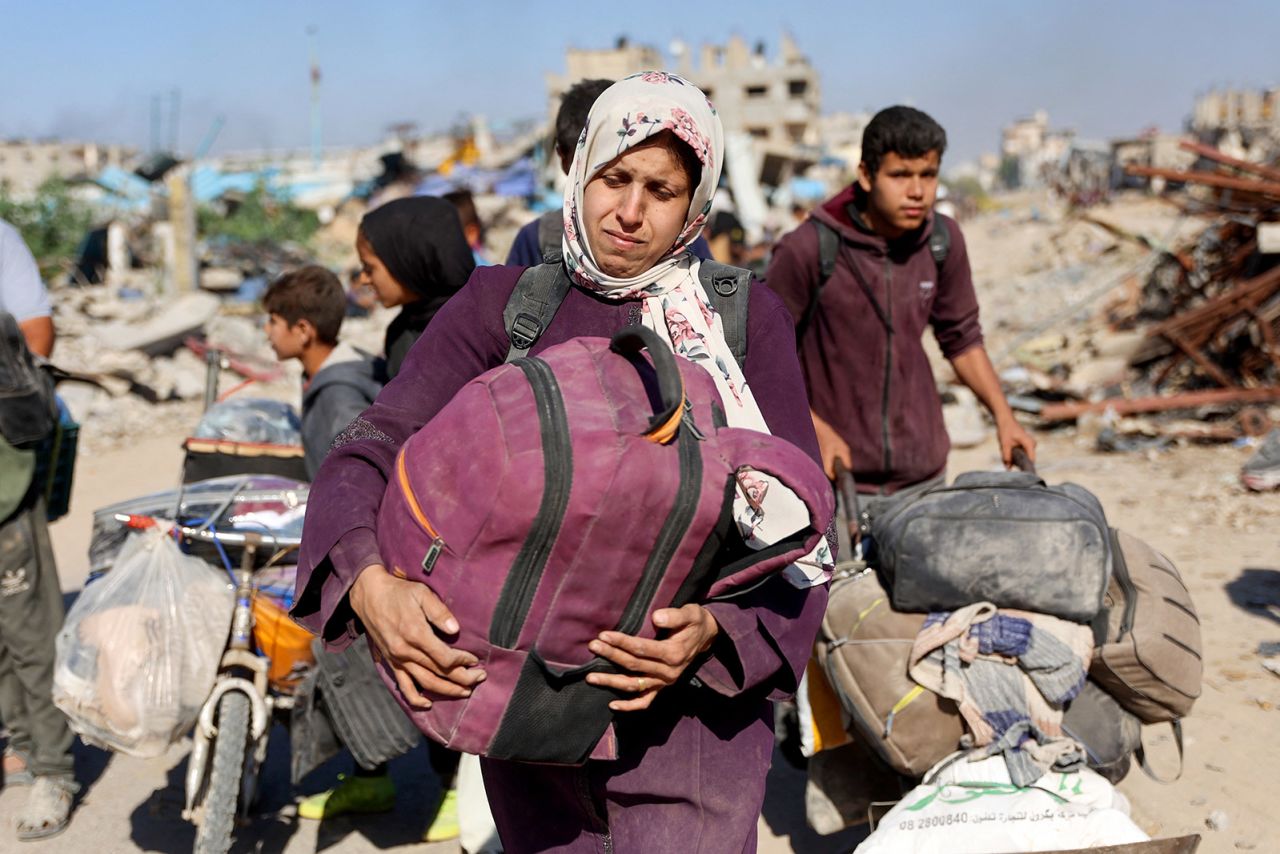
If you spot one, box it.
[114,514,302,549]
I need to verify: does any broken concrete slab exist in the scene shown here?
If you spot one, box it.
[89,292,220,355]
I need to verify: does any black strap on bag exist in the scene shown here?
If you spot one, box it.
[1135,719,1186,784]
[502,260,752,368]
[503,262,575,363]
[797,217,951,343]
[0,310,57,446]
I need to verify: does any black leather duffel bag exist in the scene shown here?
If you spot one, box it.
[872,467,1111,623]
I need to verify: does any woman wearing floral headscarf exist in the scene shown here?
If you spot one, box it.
[294,73,832,852]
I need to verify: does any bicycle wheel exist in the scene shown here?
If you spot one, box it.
[194,691,250,854]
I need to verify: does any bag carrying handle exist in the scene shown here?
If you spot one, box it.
[1011,446,1035,474]
[609,326,686,444]
[833,460,864,559]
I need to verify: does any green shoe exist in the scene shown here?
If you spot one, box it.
[297,773,396,820]
[423,788,460,843]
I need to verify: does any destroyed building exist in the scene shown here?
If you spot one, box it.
[547,33,822,157]
[1192,87,1280,137]
[0,140,135,197]
[1000,110,1074,189]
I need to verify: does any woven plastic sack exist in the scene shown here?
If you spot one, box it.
[54,529,234,757]
[854,754,1148,853]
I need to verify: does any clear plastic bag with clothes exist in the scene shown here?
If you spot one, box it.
[192,397,302,445]
[53,529,235,757]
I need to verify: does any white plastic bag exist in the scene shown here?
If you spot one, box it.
[54,529,234,757]
[855,753,1149,853]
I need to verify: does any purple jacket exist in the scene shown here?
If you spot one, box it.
[293,263,826,849]
[767,184,984,494]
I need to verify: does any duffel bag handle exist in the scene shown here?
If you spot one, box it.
[609,325,686,444]
[1012,446,1035,474]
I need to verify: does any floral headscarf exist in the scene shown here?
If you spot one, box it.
[561,70,720,293]
[562,72,831,588]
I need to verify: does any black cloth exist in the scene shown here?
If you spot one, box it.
[360,196,476,380]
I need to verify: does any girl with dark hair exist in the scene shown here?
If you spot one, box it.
[355,196,476,381]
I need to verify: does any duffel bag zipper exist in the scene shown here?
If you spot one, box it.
[616,407,703,636]
[490,357,574,649]
[396,450,447,573]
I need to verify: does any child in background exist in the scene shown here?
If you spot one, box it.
[262,265,382,479]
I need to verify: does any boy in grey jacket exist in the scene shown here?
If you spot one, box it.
[263,266,382,479]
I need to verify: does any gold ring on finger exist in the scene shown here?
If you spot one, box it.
[636,677,648,692]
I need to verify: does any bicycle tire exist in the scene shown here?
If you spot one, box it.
[194,691,250,854]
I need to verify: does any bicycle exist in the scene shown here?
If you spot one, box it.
[113,512,304,854]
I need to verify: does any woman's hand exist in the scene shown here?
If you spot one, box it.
[349,565,486,710]
[584,604,720,711]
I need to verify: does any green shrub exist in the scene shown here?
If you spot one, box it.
[0,177,94,280]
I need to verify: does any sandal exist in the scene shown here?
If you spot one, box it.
[16,775,80,841]
[3,749,35,787]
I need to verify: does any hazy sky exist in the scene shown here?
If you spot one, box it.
[2,1,1276,167]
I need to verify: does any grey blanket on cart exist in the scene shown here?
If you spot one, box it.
[908,602,1093,785]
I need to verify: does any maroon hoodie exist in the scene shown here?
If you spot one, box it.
[766,185,984,494]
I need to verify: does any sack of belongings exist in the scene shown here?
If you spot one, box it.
[854,753,1149,853]
[872,467,1111,623]
[373,326,834,764]
[816,565,966,777]
[53,528,234,757]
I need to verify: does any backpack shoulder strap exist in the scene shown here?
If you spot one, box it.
[537,210,563,264]
[503,263,573,363]
[697,260,752,370]
[928,216,952,268]
[797,219,840,343]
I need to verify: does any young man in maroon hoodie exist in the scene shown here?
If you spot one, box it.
[767,106,1035,522]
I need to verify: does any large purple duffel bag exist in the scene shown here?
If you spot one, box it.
[374,326,833,764]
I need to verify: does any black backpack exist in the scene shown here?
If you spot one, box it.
[502,252,753,367]
[0,311,57,446]
[796,217,951,342]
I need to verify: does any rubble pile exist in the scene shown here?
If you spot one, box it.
[965,170,1280,455]
[46,271,397,455]
[1107,144,1280,396]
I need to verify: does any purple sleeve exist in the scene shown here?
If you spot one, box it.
[292,267,516,645]
[505,219,545,266]
[929,217,985,359]
[697,286,829,700]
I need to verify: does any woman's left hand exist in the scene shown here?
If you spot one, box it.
[585,604,720,711]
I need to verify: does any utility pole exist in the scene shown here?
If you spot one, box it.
[150,94,162,153]
[308,26,322,169]
[168,89,182,154]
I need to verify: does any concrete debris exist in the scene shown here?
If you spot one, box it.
[89,292,221,355]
